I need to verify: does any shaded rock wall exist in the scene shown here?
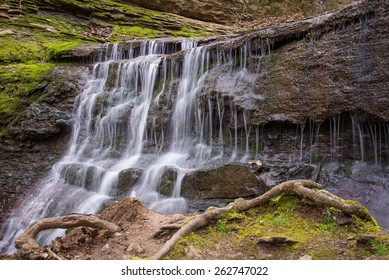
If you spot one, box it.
[0,65,89,224]
[250,7,389,124]
[196,0,389,125]
[122,0,356,24]
[9,66,90,140]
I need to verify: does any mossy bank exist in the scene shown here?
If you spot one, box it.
[166,195,389,260]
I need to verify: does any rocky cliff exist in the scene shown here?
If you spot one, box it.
[122,0,356,24]
[191,0,389,125]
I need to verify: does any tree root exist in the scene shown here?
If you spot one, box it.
[15,214,120,251]
[153,224,183,239]
[152,179,373,259]
[46,248,63,260]
[153,216,194,239]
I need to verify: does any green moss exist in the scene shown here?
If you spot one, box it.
[351,215,380,234]
[166,193,387,260]
[270,195,298,212]
[165,232,211,260]
[129,256,150,260]
[140,15,153,22]
[370,240,389,256]
[112,25,160,39]
[0,37,46,63]
[171,27,210,38]
[43,40,85,57]
[315,216,336,233]
[0,28,93,64]
[215,219,231,234]
[0,63,53,126]
[344,200,359,205]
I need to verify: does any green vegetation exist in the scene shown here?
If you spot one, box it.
[112,26,160,39]
[0,63,54,138]
[0,63,53,135]
[166,195,388,260]
[371,240,389,256]
[215,219,231,234]
[0,36,87,64]
[171,27,211,38]
[315,216,336,232]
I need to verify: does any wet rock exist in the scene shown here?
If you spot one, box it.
[156,168,178,197]
[193,0,389,125]
[181,164,259,199]
[0,136,70,226]
[59,164,141,197]
[11,103,71,140]
[60,163,104,191]
[116,168,142,197]
[257,164,316,190]
[54,44,106,62]
[10,65,89,140]
[320,162,389,228]
[186,198,232,213]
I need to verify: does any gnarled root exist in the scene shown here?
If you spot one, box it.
[153,216,194,239]
[152,179,372,259]
[15,214,120,251]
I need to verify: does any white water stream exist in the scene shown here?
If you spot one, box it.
[0,39,255,253]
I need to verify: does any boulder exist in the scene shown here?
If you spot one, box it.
[116,168,142,197]
[181,164,259,199]
[156,168,178,197]
[60,163,103,191]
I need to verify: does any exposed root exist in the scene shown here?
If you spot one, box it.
[153,224,183,239]
[15,214,120,251]
[46,248,63,260]
[153,216,194,239]
[152,179,373,259]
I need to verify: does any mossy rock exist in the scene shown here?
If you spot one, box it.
[166,195,388,260]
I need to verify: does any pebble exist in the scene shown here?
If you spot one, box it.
[298,255,312,260]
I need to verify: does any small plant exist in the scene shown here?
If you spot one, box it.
[370,240,389,256]
[280,197,297,213]
[215,219,230,234]
[273,214,288,226]
[316,216,335,232]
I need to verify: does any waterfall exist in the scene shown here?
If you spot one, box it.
[0,38,256,253]
[0,40,195,253]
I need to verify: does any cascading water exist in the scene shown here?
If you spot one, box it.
[0,38,259,253]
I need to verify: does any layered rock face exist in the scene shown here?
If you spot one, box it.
[123,0,356,23]
[199,0,389,125]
